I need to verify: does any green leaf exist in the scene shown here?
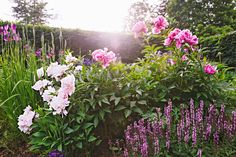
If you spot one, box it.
[115,105,126,111]
[124,109,132,118]
[65,127,74,134]
[94,116,99,127]
[137,100,147,105]
[57,144,62,151]
[76,142,83,149]
[88,136,97,142]
[133,107,143,114]
[114,97,121,106]
[130,101,136,107]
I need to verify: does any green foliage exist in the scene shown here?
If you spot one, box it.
[200,31,236,67]
[167,0,236,30]
[12,0,52,25]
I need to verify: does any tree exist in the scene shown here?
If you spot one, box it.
[167,0,236,30]
[124,0,168,31]
[12,0,52,25]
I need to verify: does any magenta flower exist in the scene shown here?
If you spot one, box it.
[35,48,42,57]
[164,28,181,46]
[92,48,116,68]
[152,16,168,34]
[181,55,188,61]
[204,64,217,75]
[132,21,148,38]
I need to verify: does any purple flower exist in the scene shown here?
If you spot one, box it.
[48,150,64,157]
[197,149,202,157]
[192,125,197,146]
[123,148,129,157]
[232,111,236,133]
[10,24,17,34]
[83,58,92,66]
[184,109,190,143]
[0,26,3,35]
[35,48,42,57]
[213,131,219,145]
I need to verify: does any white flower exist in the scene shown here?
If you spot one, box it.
[74,65,83,74]
[36,67,44,78]
[18,105,36,134]
[46,62,68,80]
[42,86,56,102]
[65,53,78,63]
[32,79,51,94]
[60,74,76,96]
[49,96,70,116]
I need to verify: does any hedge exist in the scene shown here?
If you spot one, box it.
[200,31,236,67]
[0,21,143,63]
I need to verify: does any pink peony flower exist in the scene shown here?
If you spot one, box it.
[36,67,44,79]
[65,53,78,63]
[164,28,181,46]
[18,106,36,134]
[92,48,116,68]
[152,16,168,34]
[32,79,51,94]
[204,64,217,75]
[49,96,70,116]
[175,29,198,48]
[42,86,56,102]
[46,62,68,80]
[132,21,148,38]
[181,55,188,61]
[60,74,76,96]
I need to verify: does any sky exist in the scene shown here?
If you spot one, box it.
[0,0,141,32]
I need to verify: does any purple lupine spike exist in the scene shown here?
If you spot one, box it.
[35,48,42,57]
[197,149,202,157]
[10,23,17,34]
[123,148,129,157]
[213,131,219,145]
[217,105,225,131]
[204,123,212,140]
[232,111,236,133]
[192,124,197,146]
[153,137,160,155]
[177,123,182,143]
[190,99,195,126]
[184,109,190,143]
[141,142,148,157]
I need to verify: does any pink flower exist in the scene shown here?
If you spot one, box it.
[60,74,76,96]
[132,21,148,38]
[65,53,78,63]
[42,86,56,102]
[181,55,188,61]
[167,59,176,65]
[164,28,181,46]
[46,62,68,80]
[36,67,44,79]
[152,16,168,34]
[18,106,36,134]
[175,29,198,48]
[204,64,217,75]
[92,48,116,68]
[32,79,51,94]
[49,96,70,116]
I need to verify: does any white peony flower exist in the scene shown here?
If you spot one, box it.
[42,86,56,102]
[18,105,36,134]
[65,53,78,63]
[49,96,70,116]
[60,74,76,96]
[46,62,68,80]
[32,79,51,94]
[36,67,44,78]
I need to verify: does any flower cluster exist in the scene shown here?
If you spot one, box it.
[132,16,168,38]
[204,64,217,75]
[32,53,79,117]
[112,99,236,157]
[164,28,198,49]
[0,24,20,42]
[92,48,116,68]
[18,106,37,134]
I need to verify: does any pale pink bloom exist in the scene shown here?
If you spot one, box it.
[32,79,51,94]
[92,48,116,68]
[60,74,76,96]
[46,62,68,80]
[65,53,78,63]
[49,96,70,116]
[181,55,188,61]
[42,86,56,102]
[204,64,217,75]
[132,21,148,38]
[168,59,176,65]
[58,88,69,100]
[18,105,36,134]
[152,16,168,34]
[36,67,44,78]
[74,65,83,74]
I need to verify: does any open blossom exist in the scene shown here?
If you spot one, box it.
[46,62,68,80]
[32,79,51,94]
[60,74,76,96]
[42,86,56,102]
[49,96,70,116]
[18,106,36,134]
[164,28,181,46]
[204,64,217,75]
[36,67,44,78]
[74,65,83,74]
[152,16,168,34]
[181,55,188,61]
[65,53,78,63]
[132,21,148,38]
[92,48,116,68]
[35,48,42,57]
